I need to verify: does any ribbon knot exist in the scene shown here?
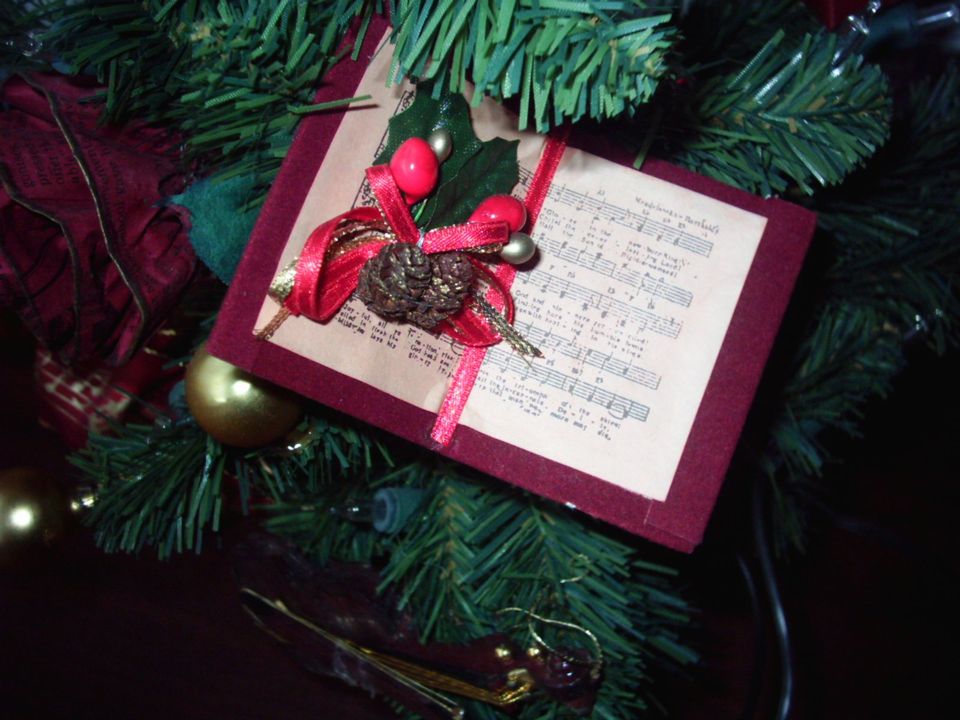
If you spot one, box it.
[277,164,514,348]
[258,130,567,447]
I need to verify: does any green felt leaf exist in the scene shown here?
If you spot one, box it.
[374,81,519,230]
[421,137,519,230]
[170,175,259,284]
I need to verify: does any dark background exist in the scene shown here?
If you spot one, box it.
[1,332,958,719]
[4,3,960,718]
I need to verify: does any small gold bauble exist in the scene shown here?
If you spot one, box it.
[184,343,304,448]
[427,128,453,163]
[500,232,537,265]
[0,466,68,554]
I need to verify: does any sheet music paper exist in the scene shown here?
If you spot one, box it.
[255,36,767,502]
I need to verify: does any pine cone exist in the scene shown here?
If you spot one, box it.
[357,244,475,330]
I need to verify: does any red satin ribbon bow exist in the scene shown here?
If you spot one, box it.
[283,164,515,347]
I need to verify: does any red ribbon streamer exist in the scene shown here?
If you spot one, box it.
[287,206,385,321]
[283,165,513,346]
[431,131,569,446]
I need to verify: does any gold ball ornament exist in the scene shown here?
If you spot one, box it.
[184,343,304,448]
[427,128,453,163]
[0,466,68,556]
[500,232,537,265]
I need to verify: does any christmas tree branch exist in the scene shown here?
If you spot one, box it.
[1,0,56,74]
[39,0,380,200]
[761,63,960,549]
[388,0,676,131]
[676,0,817,72]
[669,29,891,196]
[71,422,226,558]
[370,470,693,718]
[258,444,694,719]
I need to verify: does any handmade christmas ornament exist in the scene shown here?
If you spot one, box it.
[184,343,303,448]
[234,533,602,719]
[0,73,196,367]
[209,27,817,552]
[0,466,68,558]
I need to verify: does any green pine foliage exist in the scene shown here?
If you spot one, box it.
[1,1,53,73]
[388,0,676,132]
[669,29,891,196]
[71,422,226,556]
[269,455,694,719]
[20,0,678,192]
[39,0,380,196]
[757,64,960,548]
[676,0,818,69]
[74,410,695,719]
[819,66,960,343]
[71,409,392,559]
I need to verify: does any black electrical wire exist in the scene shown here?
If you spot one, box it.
[735,552,765,720]
[752,479,794,720]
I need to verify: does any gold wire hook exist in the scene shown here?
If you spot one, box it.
[497,607,604,677]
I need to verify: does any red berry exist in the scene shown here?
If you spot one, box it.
[469,195,527,232]
[390,137,439,202]
[402,191,426,204]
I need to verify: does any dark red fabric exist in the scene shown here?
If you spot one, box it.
[0,73,195,367]
[208,18,816,551]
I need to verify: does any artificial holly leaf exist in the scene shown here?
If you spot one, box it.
[374,81,483,195]
[420,137,520,230]
[374,81,520,229]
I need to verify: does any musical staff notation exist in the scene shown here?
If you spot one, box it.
[520,167,714,258]
[536,236,693,308]
[524,269,682,339]
[518,324,661,390]
[484,346,650,422]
